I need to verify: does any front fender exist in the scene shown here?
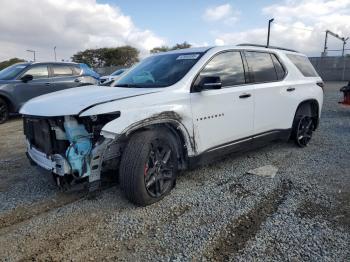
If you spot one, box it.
[101,107,196,156]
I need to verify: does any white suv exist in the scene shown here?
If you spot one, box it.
[20,45,323,205]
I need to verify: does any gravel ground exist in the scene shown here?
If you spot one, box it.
[0,82,349,261]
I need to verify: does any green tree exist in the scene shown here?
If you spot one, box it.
[150,42,192,54]
[0,58,25,70]
[150,46,171,54]
[72,46,139,68]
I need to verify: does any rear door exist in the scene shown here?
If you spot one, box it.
[190,51,255,154]
[14,64,52,107]
[50,64,82,92]
[244,51,290,134]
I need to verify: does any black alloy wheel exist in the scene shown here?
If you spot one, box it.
[295,116,314,147]
[144,139,175,198]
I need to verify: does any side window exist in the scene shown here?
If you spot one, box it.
[286,54,318,77]
[245,52,278,83]
[271,54,286,80]
[199,51,245,87]
[72,65,82,76]
[52,65,74,77]
[24,65,49,79]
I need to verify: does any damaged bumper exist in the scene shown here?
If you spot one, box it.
[26,140,71,175]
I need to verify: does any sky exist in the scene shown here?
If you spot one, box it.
[0,0,349,62]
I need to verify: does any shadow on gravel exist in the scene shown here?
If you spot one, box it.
[207,179,293,261]
[297,190,350,231]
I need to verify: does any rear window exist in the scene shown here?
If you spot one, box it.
[286,54,318,77]
[52,65,75,77]
[245,51,278,83]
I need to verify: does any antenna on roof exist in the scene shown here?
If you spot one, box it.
[267,18,274,47]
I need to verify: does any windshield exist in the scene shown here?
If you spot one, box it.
[0,63,29,80]
[115,52,203,88]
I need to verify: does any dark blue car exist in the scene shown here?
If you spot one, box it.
[0,62,100,123]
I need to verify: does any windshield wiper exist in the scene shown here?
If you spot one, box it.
[115,84,145,88]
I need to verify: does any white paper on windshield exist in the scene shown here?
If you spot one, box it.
[176,54,200,60]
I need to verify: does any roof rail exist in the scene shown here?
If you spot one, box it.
[237,43,298,53]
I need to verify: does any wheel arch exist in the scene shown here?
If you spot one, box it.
[294,99,320,130]
[0,93,16,113]
[124,121,191,170]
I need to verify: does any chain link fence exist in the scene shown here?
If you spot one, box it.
[310,56,350,81]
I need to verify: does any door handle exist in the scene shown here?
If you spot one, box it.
[239,93,251,99]
[287,87,295,92]
[74,78,81,83]
[45,82,50,86]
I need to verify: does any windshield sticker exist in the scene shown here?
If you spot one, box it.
[176,54,200,60]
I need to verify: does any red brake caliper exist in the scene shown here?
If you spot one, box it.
[144,164,148,177]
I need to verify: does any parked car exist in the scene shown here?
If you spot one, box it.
[79,63,100,80]
[99,68,127,84]
[0,62,99,123]
[21,45,323,206]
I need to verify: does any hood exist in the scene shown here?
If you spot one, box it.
[0,79,14,85]
[20,85,160,117]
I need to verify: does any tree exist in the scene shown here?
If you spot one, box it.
[150,42,192,54]
[72,46,139,68]
[0,58,25,70]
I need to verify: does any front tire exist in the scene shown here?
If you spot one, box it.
[0,98,9,124]
[119,129,178,206]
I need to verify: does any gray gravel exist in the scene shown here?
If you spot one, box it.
[0,82,349,261]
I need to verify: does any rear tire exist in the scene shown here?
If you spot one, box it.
[119,129,178,206]
[292,105,315,147]
[0,98,9,124]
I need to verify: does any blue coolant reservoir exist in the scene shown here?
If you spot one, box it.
[64,116,92,177]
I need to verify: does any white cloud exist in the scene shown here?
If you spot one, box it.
[0,0,165,61]
[214,0,350,56]
[203,4,239,24]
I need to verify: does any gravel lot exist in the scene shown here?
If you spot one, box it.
[0,82,349,261]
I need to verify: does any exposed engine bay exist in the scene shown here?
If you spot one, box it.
[23,114,121,189]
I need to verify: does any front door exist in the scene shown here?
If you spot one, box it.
[15,64,52,108]
[190,51,254,154]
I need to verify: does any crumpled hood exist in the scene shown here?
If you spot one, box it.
[20,85,160,117]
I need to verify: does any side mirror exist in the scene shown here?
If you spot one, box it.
[21,74,33,83]
[194,76,222,92]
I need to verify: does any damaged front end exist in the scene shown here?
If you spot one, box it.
[23,113,121,191]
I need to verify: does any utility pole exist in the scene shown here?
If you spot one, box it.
[342,38,349,57]
[26,49,36,62]
[267,18,274,47]
[54,46,57,61]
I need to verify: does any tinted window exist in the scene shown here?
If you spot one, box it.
[116,52,203,88]
[24,65,49,79]
[245,52,278,83]
[271,54,286,80]
[287,54,318,77]
[52,65,74,77]
[199,51,245,87]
